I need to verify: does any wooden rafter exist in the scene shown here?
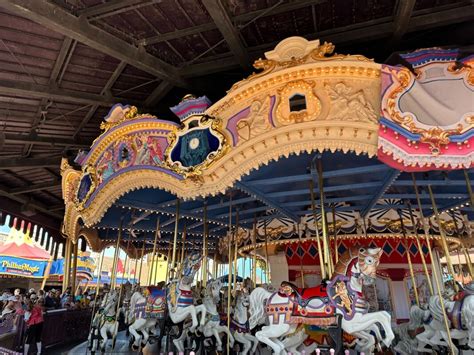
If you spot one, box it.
[0,0,187,87]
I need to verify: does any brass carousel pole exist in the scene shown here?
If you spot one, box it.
[165,242,172,283]
[63,238,72,292]
[309,179,326,279]
[179,224,187,275]
[263,218,270,284]
[233,209,239,291]
[227,195,233,354]
[148,218,160,286]
[397,209,420,307]
[62,237,71,293]
[297,223,305,287]
[332,205,339,264]
[87,249,105,342]
[171,200,181,279]
[427,185,458,292]
[153,222,162,285]
[412,173,455,352]
[317,159,333,277]
[202,203,208,287]
[138,240,146,285]
[464,170,474,209]
[71,241,79,297]
[116,238,131,316]
[451,211,473,277]
[110,218,123,289]
[406,201,434,295]
[252,215,257,285]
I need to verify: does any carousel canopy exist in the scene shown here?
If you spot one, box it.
[0,0,472,237]
[60,37,473,262]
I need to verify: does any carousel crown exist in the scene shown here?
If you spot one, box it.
[169,95,212,121]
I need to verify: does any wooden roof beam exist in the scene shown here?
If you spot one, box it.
[4,133,89,148]
[73,61,127,139]
[201,0,250,69]
[0,0,187,87]
[0,78,128,107]
[388,0,416,47]
[181,5,474,77]
[0,156,61,170]
[8,180,61,195]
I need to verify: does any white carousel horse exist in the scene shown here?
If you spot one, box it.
[415,282,474,354]
[230,288,259,355]
[393,305,429,355]
[167,252,208,352]
[281,327,318,355]
[128,285,166,350]
[249,247,394,355]
[200,278,235,352]
[87,289,121,353]
[167,253,207,333]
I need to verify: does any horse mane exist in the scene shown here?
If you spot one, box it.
[333,247,358,276]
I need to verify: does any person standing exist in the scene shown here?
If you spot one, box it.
[23,297,44,355]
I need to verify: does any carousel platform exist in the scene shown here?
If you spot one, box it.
[66,331,155,354]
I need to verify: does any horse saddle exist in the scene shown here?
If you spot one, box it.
[280,281,330,308]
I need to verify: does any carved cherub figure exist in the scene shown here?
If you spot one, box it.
[333,280,353,316]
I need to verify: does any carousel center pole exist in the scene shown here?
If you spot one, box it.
[202,202,208,287]
[397,209,420,307]
[317,159,333,277]
[412,173,455,352]
[110,218,123,289]
[309,178,326,280]
[406,200,434,296]
[227,195,233,354]
[148,218,160,286]
[170,199,181,278]
[427,185,458,293]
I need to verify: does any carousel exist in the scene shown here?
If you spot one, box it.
[60,37,473,354]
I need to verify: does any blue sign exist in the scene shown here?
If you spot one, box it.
[0,256,47,278]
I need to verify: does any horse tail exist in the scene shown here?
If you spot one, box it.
[249,287,272,330]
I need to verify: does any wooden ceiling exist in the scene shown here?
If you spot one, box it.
[0,0,472,235]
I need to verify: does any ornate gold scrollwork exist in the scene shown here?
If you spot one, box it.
[275,80,321,125]
[74,165,98,211]
[384,67,464,155]
[163,115,230,179]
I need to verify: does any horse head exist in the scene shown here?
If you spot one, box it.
[235,288,250,309]
[182,252,202,281]
[357,247,382,285]
[206,278,223,302]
